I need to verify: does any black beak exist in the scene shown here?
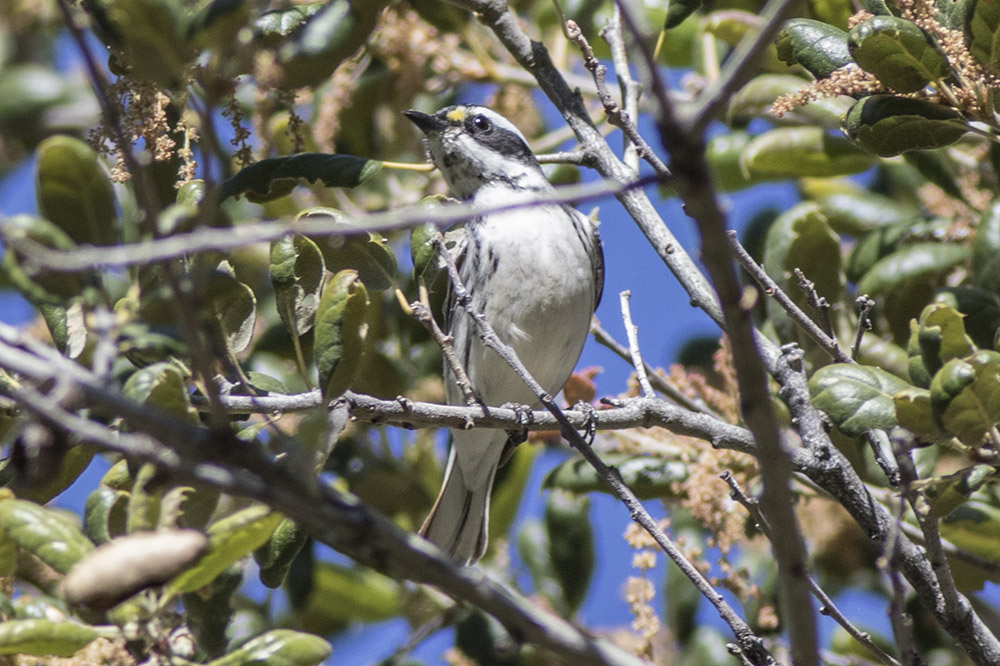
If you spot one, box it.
[403,109,448,134]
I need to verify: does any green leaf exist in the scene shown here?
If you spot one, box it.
[776,19,854,78]
[741,127,876,178]
[5,442,95,504]
[930,350,1000,444]
[848,16,951,92]
[915,303,978,374]
[293,562,400,635]
[941,499,1000,561]
[63,529,209,611]
[702,11,785,70]
[728,75,851,129]
[272,0,386,89]
[921,465,996,518]
[0,498,93,574]
[314,270,370,400]
[545,491,594,613]
[38,300,87,359]
[809,363,912,436]
[303,208,397,290]
[207,629,331,666]
[0,65,67,125]
[965,0,1000,70]
[895,387,948,442]
[206,271,257,354]
[0,525,15,577]
[84,486,129,545]
[101,0,193,87]
[804,179,917,236]
[187,0,250,51]
[1,215,86,304]
[271,235,325,337]
[543,454,689,500]
[489,444,539,551]
[763,202,844,344]
[667,0,703,28]
[220,154,383,202]
[183,566,243,658]
[0,619,98,657]
[36,135,117,246]
[256,518,310,589]
[166,505,283,597]
[123,362,199,423]
[706,131,775,191]
[933,287,1000,351]
[517,522,561,604]
[856,242,969,295]
[903,149,967,201]
[973,199,1000,293]
[253,3,324,46]
[844,95,968,156]
[410,222,440,280]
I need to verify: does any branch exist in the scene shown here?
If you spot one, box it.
[602,7,642,172]
[722,472,902,666]
[434,237,774,663]
[590,322,716,415]
[565,19,669,178]
[10,175,655,273]
[1,380,646,666]
[783,365,1000,665]
[728,231,851,364]
[618,291,655,398]
[681,0,803,135]
[464,0,724,326]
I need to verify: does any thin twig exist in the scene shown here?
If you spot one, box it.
[683,0,803,134]
[891,430,964,628]
[881,493,926,666]
[602,7,642,172]
[793,268,833,338]
[729,232,852,364]
[619,291,655,398]
[722,471,902,666]
[565,19,669,178]
[537,150,591,165]
[410,298,480,409]
[590,322,715,415]
[10,175,657,274]
[865,430,901,488]
[853,295,875,361]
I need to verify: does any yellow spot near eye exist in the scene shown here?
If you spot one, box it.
[446,107,467,122]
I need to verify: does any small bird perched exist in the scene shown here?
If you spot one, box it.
[404,105,603,565]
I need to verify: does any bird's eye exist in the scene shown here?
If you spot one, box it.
[471,115,492,133]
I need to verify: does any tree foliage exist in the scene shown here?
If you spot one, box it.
[2,0,1000,664]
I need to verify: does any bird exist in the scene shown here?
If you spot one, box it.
[403,104,603,565]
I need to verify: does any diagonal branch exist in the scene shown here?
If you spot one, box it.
[434,236,774,664]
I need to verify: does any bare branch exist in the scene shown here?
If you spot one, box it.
[0,380,647,666]
[722,472,902,666]
[853,295,876,361]
[590,322,716,415]
[434,236,774,663]
[9,176,655,274]
[728,231,851,364]
[618,291,655,398]
[682,0,803,134]
[565,19,669,178]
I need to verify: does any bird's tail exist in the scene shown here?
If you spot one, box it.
[420,444,500,565]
